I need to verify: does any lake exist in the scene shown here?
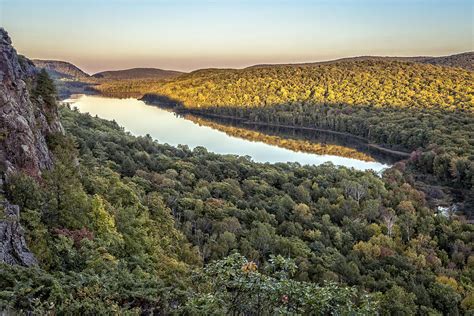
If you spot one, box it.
[64,95,392,171]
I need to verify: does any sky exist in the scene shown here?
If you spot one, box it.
[0,0,472,74]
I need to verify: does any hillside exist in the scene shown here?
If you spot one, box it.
[93,67,183,80]
[250,52,474,71]
[32,59,90,80]
[142,60,474,111]
[416,52,474,71]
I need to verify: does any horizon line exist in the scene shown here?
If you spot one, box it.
[30,50,473,75]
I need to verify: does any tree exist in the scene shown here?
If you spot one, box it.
[429,283,461,315]
[32,69,56,106]
[382,209,397,238]
[89,195,117,237]
[380,286,417,316]
[182,253,379,315]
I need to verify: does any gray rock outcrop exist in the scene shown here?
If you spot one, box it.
[0,201,37,266]
[0,28,63,266]
[0,28,62,178]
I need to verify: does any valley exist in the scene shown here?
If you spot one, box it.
[0,20,472,314]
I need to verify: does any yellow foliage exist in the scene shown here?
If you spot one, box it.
[367,223,382,236]
[90,194,118,236]
[436,275,461,293]
[242,261,258,273]
[353,241,381,259]
[304,229,322,241]
[461,291,474,312]
[99,61,474,112]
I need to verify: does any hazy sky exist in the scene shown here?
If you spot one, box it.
[1,0,472,74]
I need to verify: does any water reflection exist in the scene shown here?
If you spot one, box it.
[183,114,404,165]
[64,95,392,171]
[184,115,376,162]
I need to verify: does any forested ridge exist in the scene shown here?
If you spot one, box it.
[102,61,474,110]
[249,52,474,71]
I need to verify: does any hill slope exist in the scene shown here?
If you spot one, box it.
[143,60,474,111]
[32,59,90,79]
[416,52,474,71]
[141,59,474,205]
[93,67,183,80]
[250,52,474,71]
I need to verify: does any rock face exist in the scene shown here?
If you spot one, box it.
[0,27,62,178]
[0,201,37,266]
[0,28,63,266]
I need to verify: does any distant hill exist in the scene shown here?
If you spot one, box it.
[33,59,90,79]
[415,52,473,71]
[93,68,184,80]
[250,52,474,71]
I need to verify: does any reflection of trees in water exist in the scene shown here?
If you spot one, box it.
[185,115,378,162]
[245,122,403,164]
[184,114,402,164]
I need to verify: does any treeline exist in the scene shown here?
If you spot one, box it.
[93,78,169,98]
[2,105,472,314]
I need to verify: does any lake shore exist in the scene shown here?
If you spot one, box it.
[140,102,412,159]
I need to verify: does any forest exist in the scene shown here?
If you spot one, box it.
[1,0,473,310]
[1,44,472,315]
[1,94,473,313]
[98,61,473,111]
[111,60,474,213]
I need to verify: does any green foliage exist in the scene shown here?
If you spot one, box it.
[89,194,118,237]
[0,263,180,314]
[380,285,417,315]
[32,69,57,107]
[183,253,379,315]
[2,106,472,314]
[58,107,472,314]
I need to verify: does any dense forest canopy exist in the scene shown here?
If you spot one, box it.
[2,102,472,314]
[98,61,473,111]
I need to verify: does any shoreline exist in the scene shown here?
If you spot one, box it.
[172,108,412,159]
[67,93,412,159]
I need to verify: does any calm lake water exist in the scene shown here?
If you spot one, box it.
[64,95,391,171]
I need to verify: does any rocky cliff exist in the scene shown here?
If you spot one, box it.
[0,28,63,266]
